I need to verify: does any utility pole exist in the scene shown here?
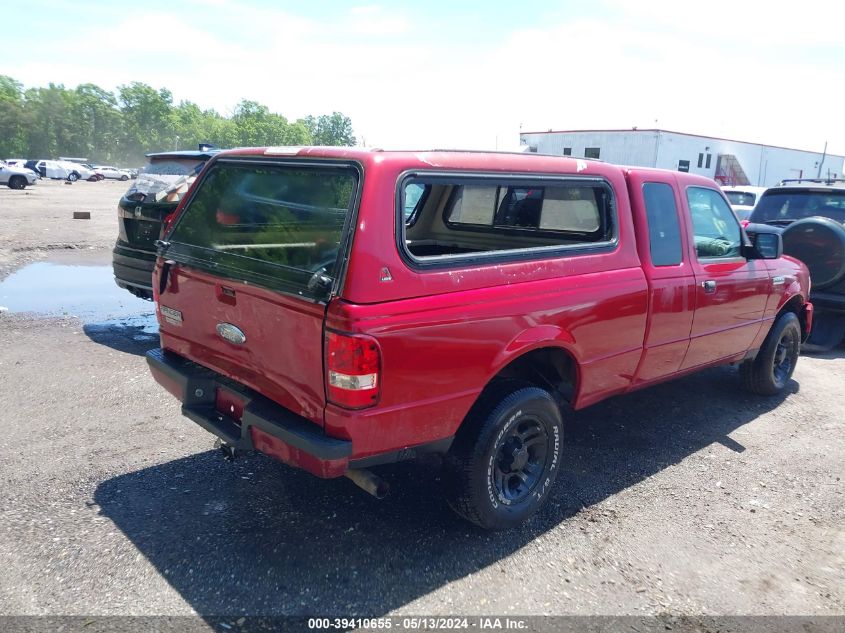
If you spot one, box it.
[817,141,827,179]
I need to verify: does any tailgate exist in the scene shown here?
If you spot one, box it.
[157,265,328,425]
[155,157,361,428]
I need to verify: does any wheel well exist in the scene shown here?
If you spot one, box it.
[778,295,807,338]
[489,346,577,407]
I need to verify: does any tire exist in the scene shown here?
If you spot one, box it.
[443,382,563,530]
[740,311,801,395]
[8,175,26,190]
[68,172,79,182]
[120,174,129,181]
[782,217,845,289]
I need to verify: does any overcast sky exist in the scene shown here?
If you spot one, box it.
[4,0,844,154]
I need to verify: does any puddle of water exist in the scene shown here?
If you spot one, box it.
[0,261,156,323]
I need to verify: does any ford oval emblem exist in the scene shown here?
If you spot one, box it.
[216,322,246,345]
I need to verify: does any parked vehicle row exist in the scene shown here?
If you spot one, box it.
[0,160,39,189]
[143,147,812,530]
[3,158,135,183]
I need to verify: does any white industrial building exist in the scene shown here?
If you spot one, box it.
[519,129,844,187]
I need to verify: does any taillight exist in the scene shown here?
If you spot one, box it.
[325,330,381,409]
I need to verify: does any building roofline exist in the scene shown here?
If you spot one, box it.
[519,128,843,158]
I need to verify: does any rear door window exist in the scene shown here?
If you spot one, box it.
[167,161,359,300]
[643,183,683,266]
[725,191,757,207]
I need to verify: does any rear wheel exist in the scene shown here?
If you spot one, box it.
[444,382,563,530]
[68,172,79,182]
[740,311,801,395]
[8,175,26,190]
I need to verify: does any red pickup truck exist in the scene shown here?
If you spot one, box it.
[146,148,812,530]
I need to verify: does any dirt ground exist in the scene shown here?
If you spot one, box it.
[0,180,842,624]
[0,178,127,276]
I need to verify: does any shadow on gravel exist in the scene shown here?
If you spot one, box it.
[83,314,159,356]
[801,340,845,361]
[95,365,797,617]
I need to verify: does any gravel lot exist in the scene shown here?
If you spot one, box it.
[0,180,842,624]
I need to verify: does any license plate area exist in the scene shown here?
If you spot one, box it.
[215,386,245,426]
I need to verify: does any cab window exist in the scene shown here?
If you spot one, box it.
[686,187,742,259]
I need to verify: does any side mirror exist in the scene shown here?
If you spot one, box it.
[743,229,783,260]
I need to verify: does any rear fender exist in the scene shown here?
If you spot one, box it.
[483,325,581,399]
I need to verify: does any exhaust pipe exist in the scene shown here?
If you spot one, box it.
[345,469,390,499]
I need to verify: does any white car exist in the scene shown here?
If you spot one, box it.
[35,159,72,180]
[721,185,768,221]
[57,161,97,182]
[0,161,39,189]
[94,165,131,181]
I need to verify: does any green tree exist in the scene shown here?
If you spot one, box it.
[0,75,357,162]
[303,112,356,146]
[0,75,28,157]
[72,83,121,161]
[23,83,77,159]
[118,82,175,163]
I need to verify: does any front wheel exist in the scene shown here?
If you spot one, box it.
[8,175,26,190]
[444,383,563,530]
[740,311,801,395]
[120,174,129,181]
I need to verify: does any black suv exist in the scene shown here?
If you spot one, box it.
[113,146,219,299]
[748,178,845,350]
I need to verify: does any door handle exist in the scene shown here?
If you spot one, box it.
[701,280,717,293]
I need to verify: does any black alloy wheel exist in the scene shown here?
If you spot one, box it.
[492,416,548,505]
[444,382,563,530]
[740,311,801,395]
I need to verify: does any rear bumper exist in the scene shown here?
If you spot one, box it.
[146,348,352,478]
[112,244,155,298]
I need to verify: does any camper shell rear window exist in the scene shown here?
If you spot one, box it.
[165,159,360,301]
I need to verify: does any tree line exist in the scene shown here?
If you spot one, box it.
[0,76,356,166]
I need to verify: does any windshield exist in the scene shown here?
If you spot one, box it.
[167,162,358,300]
[128,158,207,197]
[725,191,757,207]
[751,189,845,223]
